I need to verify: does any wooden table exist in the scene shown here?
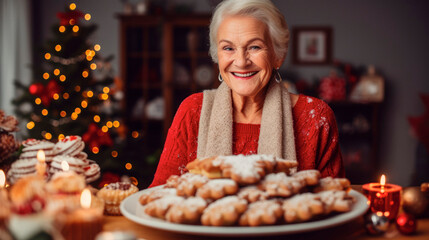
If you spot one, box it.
[103,186,429,240]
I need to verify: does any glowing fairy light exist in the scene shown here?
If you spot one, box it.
[27,121,35,129]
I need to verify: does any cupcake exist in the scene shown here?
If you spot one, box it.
[97,182,139,215]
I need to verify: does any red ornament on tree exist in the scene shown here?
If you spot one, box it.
[56,10,85,26]
[28,80,61,106]
[396,213,417,235]
[29,83,44,95]
[82,123,114,150]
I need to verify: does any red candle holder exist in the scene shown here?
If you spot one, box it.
[362,182,402,221]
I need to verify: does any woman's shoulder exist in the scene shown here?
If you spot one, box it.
[294,94,336,121]
[171,92,203,125]
[179,92,204,109]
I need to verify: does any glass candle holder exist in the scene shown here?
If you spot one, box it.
[362,183,402,221]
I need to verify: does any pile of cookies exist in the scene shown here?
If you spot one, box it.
[138,154,354,226]
[7,136,100,184]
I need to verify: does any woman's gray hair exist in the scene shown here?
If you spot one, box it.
[209,0,289,64]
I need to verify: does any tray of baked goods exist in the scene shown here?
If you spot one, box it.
[120,155,368,236]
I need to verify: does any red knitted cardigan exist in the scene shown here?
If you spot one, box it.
[149,93,345,187]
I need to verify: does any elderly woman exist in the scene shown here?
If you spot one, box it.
[149,0,344,187]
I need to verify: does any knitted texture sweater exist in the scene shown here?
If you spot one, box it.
[149,93,345,187]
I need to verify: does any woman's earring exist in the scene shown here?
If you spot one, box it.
[218,73,223,82]
[274,68,282,83]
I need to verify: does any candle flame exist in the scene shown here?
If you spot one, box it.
[380,174,386,186]
[80,188,91,209]
[0,170,5,188]
[37,150,45,163]
[61,161,70,171]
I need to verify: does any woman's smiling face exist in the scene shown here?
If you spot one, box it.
[217,15,280,98]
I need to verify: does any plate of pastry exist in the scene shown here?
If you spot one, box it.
[121,187,368,236]
[121,155,369,236]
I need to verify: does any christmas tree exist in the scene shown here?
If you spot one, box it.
[12,3,127,182]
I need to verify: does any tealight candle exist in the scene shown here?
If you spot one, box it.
[60,188,104,240]
[36,150,47,177]
[362,174,402,221]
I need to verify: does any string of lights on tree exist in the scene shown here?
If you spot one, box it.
[13,3,140,186]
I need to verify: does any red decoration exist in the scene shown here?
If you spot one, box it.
[29,83,44,95]
[396,213,417,235]
[408,94,429,153]
[318,71,346,102]
[29,80,61,106]
[82,123,114,150]
[56,10,85,26]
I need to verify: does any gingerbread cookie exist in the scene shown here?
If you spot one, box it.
[282,193,324,223]
[260,172,305,197]
[239,200,283,226]
[237,186,269,203]
[201,196,247,226]
[174,173,209,197]
[196,179,238,200]
[144,195,185,219]
[139,187,177,205]
[291,169,321,186]
[165,197,207,224]
[313,177,351,192]
[318,190,354,214]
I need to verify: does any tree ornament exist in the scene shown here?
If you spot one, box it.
[364,213,390,235]
[402,187,428,217]
[56,10,85,26]
[396,213,417,235]
[28,80,62,106]
[29,83,44,96]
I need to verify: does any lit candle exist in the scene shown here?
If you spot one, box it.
[0,170,5,189]
[362,174,402,221]
[60,188,104,240]
[36,150,47,177]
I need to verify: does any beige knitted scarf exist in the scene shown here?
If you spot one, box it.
[197,80,297,160]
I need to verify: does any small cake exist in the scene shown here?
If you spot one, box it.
[45,171,86,213]
[84,160,101,183]
[7,158,38,184]
[97,182,139,215]
[20,139,55,165]
[53,135,85,157]
[9,175,46,215]
[50,155,88,175]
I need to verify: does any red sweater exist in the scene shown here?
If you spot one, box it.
[149,93,344,187]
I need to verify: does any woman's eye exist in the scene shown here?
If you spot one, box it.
[223,46,233,51]
[250,45,261,50]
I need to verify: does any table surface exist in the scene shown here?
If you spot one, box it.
[103,186,429,240]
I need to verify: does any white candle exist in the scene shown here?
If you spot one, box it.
[0,170,5,188]
[36,150,47,177]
